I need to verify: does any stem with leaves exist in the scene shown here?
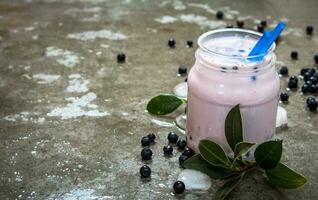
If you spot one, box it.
[147,94,307,199]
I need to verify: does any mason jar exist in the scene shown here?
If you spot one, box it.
[186,29,280,153]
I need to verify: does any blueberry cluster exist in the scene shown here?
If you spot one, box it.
[281,66,317,111]
[139,132,194,194]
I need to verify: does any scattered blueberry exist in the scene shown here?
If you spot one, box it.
[288,79,298,89]
[141,147,153,160]
[290,51,298,60]
[309,75,318,84]
[168,38,176,48]
[163,145,173,155]
[301,83,310,93]
[279,66,288,76]
[236,20,244,28]
[167,132,179,143]
[178,64,187,76]
[147,133,156,143]
[257,24,264,33]
[216,11,224,19]
[186,40,193,48]
[307,97,318,111]
[314,53,318,64]
[179,154,189,165]
[306,26,314,35]
[140,165,151,178]
[141,136,151,146]
[226,24,233,28]
[300,68,310,76]
[173,181,186,194]
[280,92,289,102]
[182,147,195,157]
[289,75,298,83]
[117,53,126,63]
[177,139,187,149]
[260,20,267,27]
[304,71,313,81]
[310,84,318,93]
[307,96,316,104]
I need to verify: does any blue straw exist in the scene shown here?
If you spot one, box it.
[248,22,285,61]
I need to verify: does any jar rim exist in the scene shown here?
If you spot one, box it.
[197,29,276,60]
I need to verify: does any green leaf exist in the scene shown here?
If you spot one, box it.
[146,94,185,115]
[265,162,307,189]
[183,154,232,179]
[234,142,255,158]
[214,173,244,200]
[254,140,282,169]
[225,105,243,151]
[198,139,231,168]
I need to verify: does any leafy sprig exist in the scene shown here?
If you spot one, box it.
[147,94,307,199]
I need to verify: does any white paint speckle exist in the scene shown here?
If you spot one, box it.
[67,30,127,41]
[24,26,35,31]
[188,3,216,14]
[179,14,226,29]
[173,0,186,10]
[46,47,79,68]
[155,16,178,24]
[100,44,109,48]
[66,74,89,93]
[155,14,226,29]
[47,92,109,119]
[33,74,60,84]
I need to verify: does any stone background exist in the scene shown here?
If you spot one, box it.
[0,0,317,199]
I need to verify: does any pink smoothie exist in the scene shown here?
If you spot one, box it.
[186,29,280,153]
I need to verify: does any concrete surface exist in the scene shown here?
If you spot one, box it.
[0,0,317,199]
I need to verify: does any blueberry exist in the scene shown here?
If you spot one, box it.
[307,98,318,111]
[304,71,313,81]
[306,80,313,86]
[178,154,189,165]
[163,145,173,155]
[147,133,156,143]
[307,96,316,104]
[310,84,318,93]
[168,38,176,48]
[167,132,179,143]
[141,147,153,160]
[184,77,188,82]
[182,147,195,157]
[260,20,267,27]
[140,165,151,178]
[306,26,314,35]
[301,83,310,93]
[314,53,318,64]
[309,75,318,84]
[280,92,289,102]
[186,40,193,48]
[236,20,244,28]
[288,79,298,89]
[173,181,185,194]
[300,68,310,76]
[308,68,316,74]
[279,66,288,76]
[257,24,264,33]
[290,51,298,60]
[117,53,126,63]
[226,24,233,28]
[178,64,187,76]
[289,75,298,83]
[216,11,224,19]
[141,136,151,146]
[177,139,187,149]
